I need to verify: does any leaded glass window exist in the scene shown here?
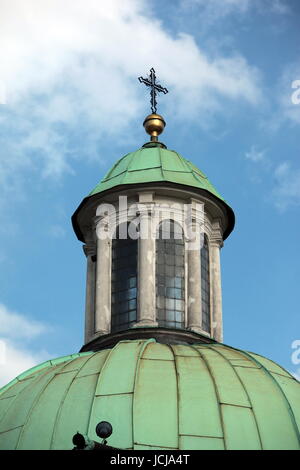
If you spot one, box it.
[156,220,185,329]
[111,223,137,332]
[201,234,211,332]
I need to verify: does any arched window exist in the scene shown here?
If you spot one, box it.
[111,223,137,332]
[201,234,211,333]
[156,220,185,329]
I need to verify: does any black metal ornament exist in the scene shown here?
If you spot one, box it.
[138,68,168,114]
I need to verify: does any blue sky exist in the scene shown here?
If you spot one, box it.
[0,0,300,385]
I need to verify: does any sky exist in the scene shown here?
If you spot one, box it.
[0,0,300,386]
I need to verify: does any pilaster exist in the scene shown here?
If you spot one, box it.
[135,201,157,327]
[210,219,224,342]
[187,217,202,333]
[83,241,96,343]
[94,216,111,335]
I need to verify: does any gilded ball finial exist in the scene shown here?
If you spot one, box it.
[138,68,168,143]
[143,113,166,142]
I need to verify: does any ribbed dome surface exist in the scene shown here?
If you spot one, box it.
[90,145,225,200]
[0,339,299,450]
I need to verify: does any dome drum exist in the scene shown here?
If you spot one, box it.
[76,185,225,347]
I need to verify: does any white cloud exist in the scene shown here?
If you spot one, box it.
[180,0,290,20]
[272,161,300,211]
[0,303,48,339]
[0,338,50,387]
[245,145,267,163]
[0,0,261,111]
[49,224,66,239]
[0,0,262,194]
[271,0,290,14]
[0,81,6,105]
[181,0,250,17]
[244,147,300,212]
[182,0,290,17]
[244,145,272,184]
[0,303,52,386]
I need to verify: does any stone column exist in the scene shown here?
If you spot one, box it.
[83,243,96,344]
[136,208,157,326]
[210,238,223,342]
[95,219,111,335]
[187,219,202,333]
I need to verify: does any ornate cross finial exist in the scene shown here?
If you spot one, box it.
[138,68,168,114]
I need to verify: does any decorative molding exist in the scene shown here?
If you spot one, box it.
[132,320,158,328]
[187,326,211,337]
[210,237,223,248]
[138,191,155,203]
[210,217,224,247]
[80,327,217,353]
[83,243,96,257]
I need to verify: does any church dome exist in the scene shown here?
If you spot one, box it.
[72,143,235,241]
[1,339,299,450]
[90,144,224,200]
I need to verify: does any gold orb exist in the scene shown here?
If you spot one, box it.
[143,114,166,141]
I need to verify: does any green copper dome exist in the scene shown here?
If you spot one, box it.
[1,339,299,450]
[90,144,225,200]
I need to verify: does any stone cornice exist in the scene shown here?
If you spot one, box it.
[83,243,96,257]
[80,327,217,353]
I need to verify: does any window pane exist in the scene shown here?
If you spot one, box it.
[175,311,183,323]
[157,285,165,296]
[174,288,183,299]
[128,288,137,300]
[129,299,136,310]
[129,277,136,288]
[175,277,183,288]
[175,299,184,311]
[166,298,175,309]
[157,296,165,309]
[166,277,175,287]
[156,220,185,329]
[111,223,137,332]
[166,265,175,277]
[175,255,184,266]
[129,310,136,322]
[175,266,184,277]
[166,287,175,298]
[166,310,175,321]
[157,309,164,320]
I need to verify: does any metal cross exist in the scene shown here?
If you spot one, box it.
[138,68,168,114]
